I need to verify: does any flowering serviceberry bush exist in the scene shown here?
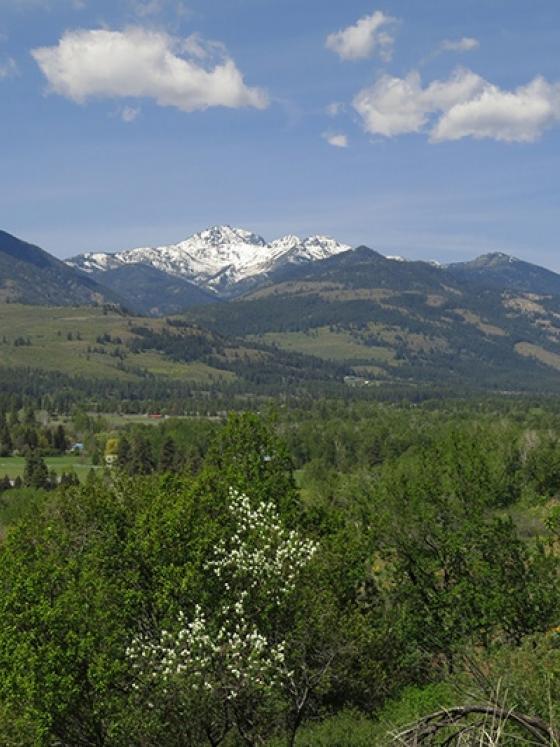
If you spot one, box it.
[126,488,318,743]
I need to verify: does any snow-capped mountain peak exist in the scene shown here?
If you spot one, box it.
[270,234,303,252]
[192,225,267,248]
[67,225,351,297]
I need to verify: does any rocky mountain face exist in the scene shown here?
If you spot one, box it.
[67,225,352,299]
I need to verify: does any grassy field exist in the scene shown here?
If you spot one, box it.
[0,456,99,480]
[248,327,396,364]
[0,304,235,383]
[515,342,560,371]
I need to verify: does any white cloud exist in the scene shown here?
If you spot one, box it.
[182,33,226,61]
[0,57,18,78]
[31,27,268,113]
[432,76,560,143]
[326,101,345,117]
[353,67,560,142]
[323,132,348,148]
[326,10,397,62]
[120,105,140,122]
[440,37,479,53]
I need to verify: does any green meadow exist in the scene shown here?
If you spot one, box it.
[0,456,99,480]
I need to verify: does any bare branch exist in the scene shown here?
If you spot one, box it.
[392,704,559,746]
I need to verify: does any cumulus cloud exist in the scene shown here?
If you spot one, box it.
[440,37,479,53]
[0,57,18,78]
[31,27,268,113]
[326,10,397,62]
[353,69,484,137]
[323,132,348,148]
[432,76,560,142]
[353,67,560,142]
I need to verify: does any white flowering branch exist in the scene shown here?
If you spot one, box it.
[127,488,318,741]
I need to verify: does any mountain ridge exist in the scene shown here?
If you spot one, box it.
[67,225,352,299]
[67,225,560,304]
[446,252,560,296]
[183,243,560,392]
[0,230,122,308]
[4,226,560,392]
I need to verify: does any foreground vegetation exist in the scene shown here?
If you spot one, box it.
[1,400,560,744]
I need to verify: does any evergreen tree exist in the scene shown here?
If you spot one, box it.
[0,422,12,457]
[23,453,49,490]
[53,425,68,454]
[23,405,35,426]
[22,427,38,452]
[130,435,155,476]
[158,436,176,473]
[60,471,80,488]
[116,436,132,473]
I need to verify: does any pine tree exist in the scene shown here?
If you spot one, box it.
[117,436,132,473]
[23,453,49,490]
[130,435,155,476]
[158,437,177,473]
[23,405,36,425]
[0,422,13,457]
[23,428,38,451]
[53,425,68,454]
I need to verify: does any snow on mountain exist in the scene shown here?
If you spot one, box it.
[67,225,351,296]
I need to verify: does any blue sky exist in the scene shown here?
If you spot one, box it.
[1,0,560,268]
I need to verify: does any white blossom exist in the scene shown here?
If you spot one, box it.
[127,489,318,701]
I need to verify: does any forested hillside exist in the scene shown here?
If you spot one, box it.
[6,225,560,394]
[0,230,121,307]
[186,247,560,392]
[0,304,347,409]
